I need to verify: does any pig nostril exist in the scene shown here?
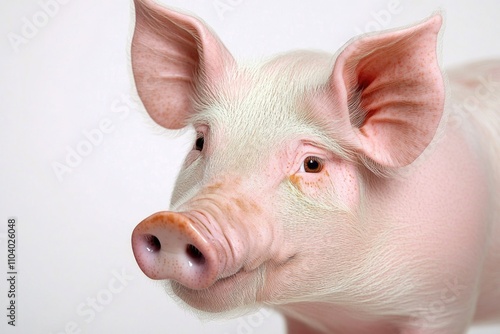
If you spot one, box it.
[186,244,205,265]
[144,234,161,253]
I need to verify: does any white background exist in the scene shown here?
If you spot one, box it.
[1,0,499,333]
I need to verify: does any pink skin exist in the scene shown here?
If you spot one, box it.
[130,0,500,333]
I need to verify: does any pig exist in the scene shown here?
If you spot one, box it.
[129,0,500,333]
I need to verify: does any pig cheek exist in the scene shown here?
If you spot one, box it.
[331,161,360,209]
[264,164,365,304]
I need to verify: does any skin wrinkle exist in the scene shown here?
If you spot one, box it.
[183,178,279,282]
[187,207,240,279]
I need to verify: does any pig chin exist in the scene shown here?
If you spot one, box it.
[168,267,262,313]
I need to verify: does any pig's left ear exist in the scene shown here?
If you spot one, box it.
[131,0,235,129]
[330,15,444,167]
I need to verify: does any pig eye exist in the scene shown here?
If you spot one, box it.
[195,135,204,151]
[302,156,323,173]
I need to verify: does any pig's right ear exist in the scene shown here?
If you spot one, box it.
[131,0,235,129]
[326,15,444,168]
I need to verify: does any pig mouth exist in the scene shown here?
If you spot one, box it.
[169,253,296,312]
[170,265,261,311]
[176,265,253,292]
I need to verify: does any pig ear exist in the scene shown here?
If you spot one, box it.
[131,0,235,129]
[330,15,444,167]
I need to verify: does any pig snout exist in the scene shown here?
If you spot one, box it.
[131,211,221,290]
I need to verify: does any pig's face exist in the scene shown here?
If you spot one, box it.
[164,53,366,312]
[131,0,444,314]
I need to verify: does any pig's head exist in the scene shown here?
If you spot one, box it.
[130,0,444,314]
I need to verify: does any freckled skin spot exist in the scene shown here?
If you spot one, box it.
[233,197,262,215]
[250,201,263,215]
[217,200,234,217]
[135,212,188,235]
[234,198,250,214]
[288,174,303,192]
[289,174,301,185]
[205,182,222,192]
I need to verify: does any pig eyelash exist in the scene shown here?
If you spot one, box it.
[299,156,324,173]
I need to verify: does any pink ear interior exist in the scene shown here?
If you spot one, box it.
[331,15,444,167]
[131,0,235,129]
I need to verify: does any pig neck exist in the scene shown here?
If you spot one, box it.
[365,120,500,325]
